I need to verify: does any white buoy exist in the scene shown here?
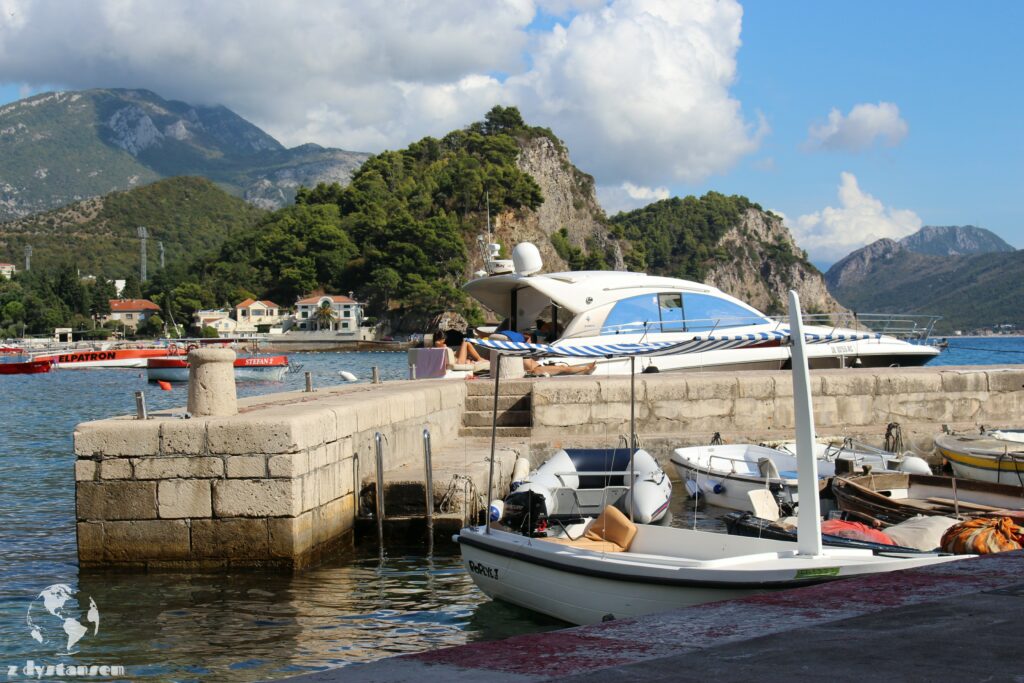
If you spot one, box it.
[338,370,358,382]
[489,499,505,522]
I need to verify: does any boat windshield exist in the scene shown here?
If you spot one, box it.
[599,292,769,335]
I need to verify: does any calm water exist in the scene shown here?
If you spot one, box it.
[1,339,1021,679]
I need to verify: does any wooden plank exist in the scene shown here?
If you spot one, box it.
[926,497,1002,512]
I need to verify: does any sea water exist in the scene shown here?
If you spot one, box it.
[1,340,1021,679]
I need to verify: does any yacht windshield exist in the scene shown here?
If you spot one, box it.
[599,292,767,334]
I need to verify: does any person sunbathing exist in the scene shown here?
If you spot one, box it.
[433,331,487,365]
[523,358,597,376]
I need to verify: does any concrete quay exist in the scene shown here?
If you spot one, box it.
[73,364,1024,570]
[283,551,1024,682]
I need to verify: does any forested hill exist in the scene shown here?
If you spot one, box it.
[826,246,1024,332]
[610,196,843,315]
[0,176,264,276]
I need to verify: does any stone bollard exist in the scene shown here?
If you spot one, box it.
[187,348,237,416]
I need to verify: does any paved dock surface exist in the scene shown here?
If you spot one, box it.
[283,551,1024,682]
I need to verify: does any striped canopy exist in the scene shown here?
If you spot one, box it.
[471,330,880,358]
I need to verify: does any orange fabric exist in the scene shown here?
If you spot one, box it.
[584,505,638,550]
[821,520,895,545]
[941,516,1024,554]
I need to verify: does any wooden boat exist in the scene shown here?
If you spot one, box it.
[934,432,1024,485]
[33,346,184,369]
[832,471,1024,525]
[0,359,52,375]
[147,355,289,382]
[456,291,967,625]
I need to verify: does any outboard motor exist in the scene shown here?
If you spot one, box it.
[501,490,548,534]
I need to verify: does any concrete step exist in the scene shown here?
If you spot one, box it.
[462,410,531,427]
[465,379,535,396]
[459,425,533,438]
[465,395,531,412]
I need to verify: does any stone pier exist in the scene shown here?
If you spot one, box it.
[74,379,466,570]
[73,364,1024,570]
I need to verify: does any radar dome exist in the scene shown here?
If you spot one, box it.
[512,243,543,275]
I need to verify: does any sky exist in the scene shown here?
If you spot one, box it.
[0,0,1020,268]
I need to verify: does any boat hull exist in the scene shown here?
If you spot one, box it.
[458,525,963,625]
[35,348,182,369]
[934,434,1024,485]
[147,356,289,382]
[0,359,52,375]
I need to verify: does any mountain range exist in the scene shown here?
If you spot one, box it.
[0,88,368,221]
[825,226,1021,331]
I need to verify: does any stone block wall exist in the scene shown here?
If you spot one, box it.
[531,366,1024,448]
[74,379,467,570]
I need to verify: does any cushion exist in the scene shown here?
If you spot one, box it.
[884,515,959,551]
[543,537,626,553]
[584,505,638,550]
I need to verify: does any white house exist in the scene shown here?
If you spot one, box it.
[105,299,161,331]
[193,308,237,337]
[234,299,286,334]
[0,263,16,279]
[293,294,364,336]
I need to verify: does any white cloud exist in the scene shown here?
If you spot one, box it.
[792,172,921,263]
[806,102,908,152]
[0,0,761,186]
[597,181,670,214]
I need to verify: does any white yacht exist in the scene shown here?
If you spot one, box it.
[464,243,939,374]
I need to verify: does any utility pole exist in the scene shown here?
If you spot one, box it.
[24,245,32,272]
[158,241,165,270]
[137,226,148,282]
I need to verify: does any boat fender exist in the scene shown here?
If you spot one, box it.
[701,480,725,495]
[510,457,531,491]
[338,370,358,382]
[489,499,505,522]
[897,454,932,475]
[684,479,702,498]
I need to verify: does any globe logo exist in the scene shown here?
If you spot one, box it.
[25,584,100,653]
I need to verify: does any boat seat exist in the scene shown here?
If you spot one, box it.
[757,457,782,480]
[544,505,638,552]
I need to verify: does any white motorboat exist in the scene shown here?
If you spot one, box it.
[502,448,672,527]
[671,441,932,516]
[456,291,967,625]
[464,242,939,374]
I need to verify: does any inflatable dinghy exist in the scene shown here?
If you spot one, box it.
[502,448,672,529]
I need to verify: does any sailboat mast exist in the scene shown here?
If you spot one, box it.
[788,290,824,557]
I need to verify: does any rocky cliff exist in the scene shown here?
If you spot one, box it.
[0,88,369,220]
[900,225,1015,257]
[480,135,621,273]
[707,209,844,315]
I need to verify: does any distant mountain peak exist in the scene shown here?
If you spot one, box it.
[0,87,369,221]
[899,225,1015,256]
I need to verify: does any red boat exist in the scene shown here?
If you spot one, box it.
[147,355,289,382]
[33,346,186,369]
[0,359,52,375]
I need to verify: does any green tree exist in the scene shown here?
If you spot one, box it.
[122,272,142,299]
[312,301,337,330]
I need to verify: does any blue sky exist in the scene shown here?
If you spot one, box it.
[0,1,1020,266]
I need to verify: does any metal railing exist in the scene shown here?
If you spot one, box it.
[767,312,942,342]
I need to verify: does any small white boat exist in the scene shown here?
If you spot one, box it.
[457,290,968,625]
[671,441,931,515]
[502,448,672,527]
